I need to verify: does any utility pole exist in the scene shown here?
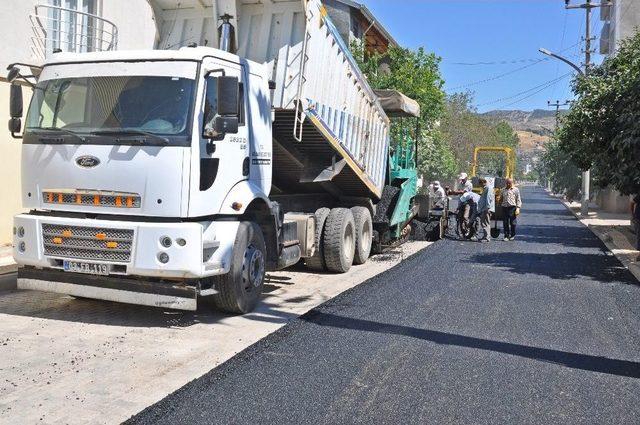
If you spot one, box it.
[547,100,572,128]
[564,0,611,217]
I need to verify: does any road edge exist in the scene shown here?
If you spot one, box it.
[556,193,640,282]
[123,241,434,424]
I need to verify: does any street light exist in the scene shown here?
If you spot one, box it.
[538,48,584,76]
[538,47,590,217]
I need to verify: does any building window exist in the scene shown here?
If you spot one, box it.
[48,0,99,53]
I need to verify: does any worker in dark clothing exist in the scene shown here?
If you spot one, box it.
[500,178,522,241]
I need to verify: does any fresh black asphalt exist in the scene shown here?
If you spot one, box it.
[128,187,640,424]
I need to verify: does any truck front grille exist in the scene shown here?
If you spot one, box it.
[42,224,134,262]
[42,190,141,208]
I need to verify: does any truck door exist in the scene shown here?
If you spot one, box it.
[189,59,251,217]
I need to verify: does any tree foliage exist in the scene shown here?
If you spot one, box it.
[440,92,519,175]
[538,139,582,200]
[351,43,455,181]
[557,31,640,195]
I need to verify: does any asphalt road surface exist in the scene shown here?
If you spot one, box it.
[128,187,640,424]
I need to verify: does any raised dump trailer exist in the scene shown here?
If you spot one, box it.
[155,0,389,199]
[7,0,392,314]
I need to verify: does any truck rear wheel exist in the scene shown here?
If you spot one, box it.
[351,206,372,265]
[305,207,330,271]
[323,208,356,273]
[209,222,266,314]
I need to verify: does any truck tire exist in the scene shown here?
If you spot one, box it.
[305,207,330,271]
[209,222,266,314]
[323,208,356,273]
[351,206,372,265]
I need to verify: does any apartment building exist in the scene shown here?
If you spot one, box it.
[0,0,157,244]
[600,0,640,55]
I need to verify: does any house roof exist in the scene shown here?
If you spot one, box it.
[332,0,399,48]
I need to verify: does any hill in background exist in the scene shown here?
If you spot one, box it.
[481,109,567,153]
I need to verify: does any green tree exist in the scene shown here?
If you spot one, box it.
[351,43,455,180]
[537,139,582,200]
[557,31,640,195]
[439,92,519,176]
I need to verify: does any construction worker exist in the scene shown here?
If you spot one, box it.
[500,178,522,241]
[476,178,495,242]
[448,172,474,196]
[429,180,447,209]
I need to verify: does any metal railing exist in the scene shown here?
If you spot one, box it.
[30,4,118,59]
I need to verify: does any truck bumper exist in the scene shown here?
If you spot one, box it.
[12,213,240,278]
[11,213,242,309]
[18,267,199,311]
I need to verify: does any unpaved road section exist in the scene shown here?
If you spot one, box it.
[0,241,430,424]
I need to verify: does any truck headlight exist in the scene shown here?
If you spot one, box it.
[176,238,186,247]
[18,242,26,252]
[158,252,169,264]
[17,227,25,238]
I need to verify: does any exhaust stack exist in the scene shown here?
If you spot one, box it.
[218,14,236,53]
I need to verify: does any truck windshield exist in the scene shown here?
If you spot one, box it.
[25,76,195,143]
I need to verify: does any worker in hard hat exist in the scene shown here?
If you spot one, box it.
[448,172,474,196]
[429,180,447,209]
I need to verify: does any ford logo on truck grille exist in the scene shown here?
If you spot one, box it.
[76,156,100,168]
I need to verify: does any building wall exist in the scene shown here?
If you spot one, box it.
[601,0,640,54]
[0,0,157,245]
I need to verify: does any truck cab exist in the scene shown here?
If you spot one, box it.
[9,47,277,312]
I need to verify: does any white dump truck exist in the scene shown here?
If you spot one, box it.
[7,0,393,313]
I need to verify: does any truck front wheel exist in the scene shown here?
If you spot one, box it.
[323,208,356,273]
[210,222,266,314]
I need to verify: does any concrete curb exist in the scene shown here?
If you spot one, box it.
[0,264,18,275]
[559,198,640,282]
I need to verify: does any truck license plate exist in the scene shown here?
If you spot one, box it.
[63,261,109,276]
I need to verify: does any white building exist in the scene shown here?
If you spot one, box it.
[600,0,640,55]
[0,1,155,244]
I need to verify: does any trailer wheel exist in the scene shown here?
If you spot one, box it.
[351,206,372,265]
[323,208,356,273]
[305,207,331,271]
[208,222,266,314]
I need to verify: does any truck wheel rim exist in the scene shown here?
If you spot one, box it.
[243,245,265,290]
[362,221,372,253]
[344,224,354,262]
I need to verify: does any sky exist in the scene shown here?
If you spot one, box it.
[360,0,606,113]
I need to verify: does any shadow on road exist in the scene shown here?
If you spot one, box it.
[517,224,608,249]
[464,252,634,283]
[0,274,296,328]
[302,311,640,379]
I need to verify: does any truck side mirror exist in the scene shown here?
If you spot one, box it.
[217,76,239,116]
[203,76,240,140]
[7,67,20,84]
[10,83,23,118]
[8,83,23,138]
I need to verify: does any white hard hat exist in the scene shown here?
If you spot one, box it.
[433,180,441,187]
[459,173,468,180]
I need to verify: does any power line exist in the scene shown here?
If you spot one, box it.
[448,58,550,66]
[550,9,569,100]
[477,72,572,107]
[499,74,572,109]
[447,42,581,91]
